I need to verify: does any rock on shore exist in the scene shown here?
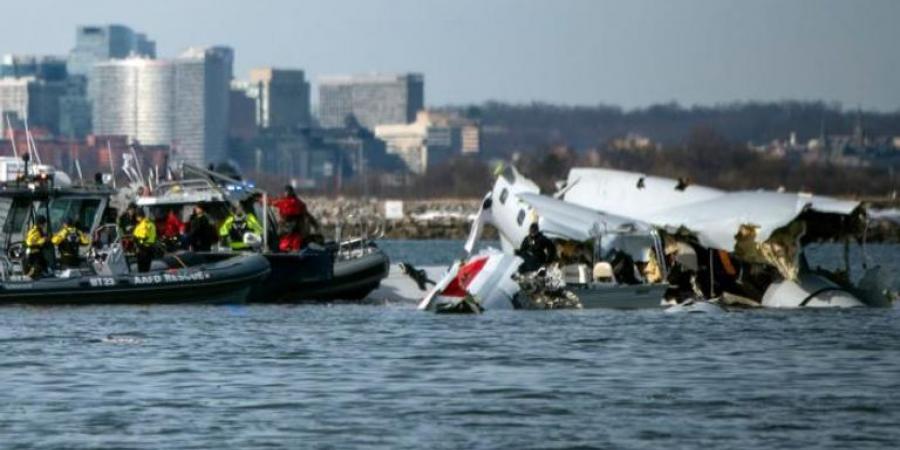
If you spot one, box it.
[305,197,496,240]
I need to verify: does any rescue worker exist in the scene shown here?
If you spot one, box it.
[51,217,90,268]
[271,185,319,247]
[24,215,50,278]
[516,222,557,273]
[117,203,139,252]
[278,221,303,253]
[158,209,185,252]
[186,204,216,252]
[271,185,306,224]
[219,205,263,251]
[132,209,157,272]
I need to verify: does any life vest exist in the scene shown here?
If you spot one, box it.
[133,218,157,246]
[53,225,87,257]
[25,226,47,254]
[229,216,249,242]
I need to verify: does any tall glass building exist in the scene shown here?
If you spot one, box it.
[90,47,232,165]
[68,25,156,77]
[318,73,424,130]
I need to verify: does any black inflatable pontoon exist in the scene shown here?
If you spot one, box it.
[0,252,270,305]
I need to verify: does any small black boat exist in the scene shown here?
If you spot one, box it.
[134,164,390,303]
[0,251,270,305]
[171,242,389,302]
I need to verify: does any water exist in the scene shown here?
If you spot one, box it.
[1,241,898,449]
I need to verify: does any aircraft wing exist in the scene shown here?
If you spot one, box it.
[563,167,863,252]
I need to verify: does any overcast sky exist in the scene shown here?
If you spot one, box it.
[1,0,898,110]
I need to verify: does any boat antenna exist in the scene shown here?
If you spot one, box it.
[107,140,117,189]
[23,117,42,166]
[129,143,147,187]
[74,159,85,185]
[4,114,17,157]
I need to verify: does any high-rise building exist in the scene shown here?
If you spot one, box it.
[68,25,156,77]
[0,76,67,135]
[318,73,424,130]
[173,47,233,165]
[90,47,233,165]
[1,55,68,81]
[248,68,311,130]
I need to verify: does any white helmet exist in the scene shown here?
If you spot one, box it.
[243,232,262,249]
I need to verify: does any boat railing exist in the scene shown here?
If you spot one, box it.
[334,215,385,261]
[0,254,14,281]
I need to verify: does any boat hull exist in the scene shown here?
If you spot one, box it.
[0,253,270,305]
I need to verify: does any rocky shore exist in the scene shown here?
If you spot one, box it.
[306,197,494,240]
[303,196,899,242]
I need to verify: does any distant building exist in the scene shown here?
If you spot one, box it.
[374,110,480,174]
[58,76,92,138]
[67,25,156,77]
[247,68,311,130]
[228,81,258,141]
[609,133,658,151]
[0,55,72,136]
[318,73,424,130]
[0,76,67,135]
[90,47,233,165]
[173,47,233,165]
[0,55,67,81]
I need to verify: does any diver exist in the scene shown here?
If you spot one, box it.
[52,217,90,268]
[516,222,557,273]
[132,209,157,273]
[219,205,263,251]
[24,215,50,278]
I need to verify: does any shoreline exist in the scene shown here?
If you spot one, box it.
[304,196,898,242]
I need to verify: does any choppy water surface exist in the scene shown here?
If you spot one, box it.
[0,241,898,449]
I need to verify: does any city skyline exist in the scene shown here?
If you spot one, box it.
[0,0,898,111]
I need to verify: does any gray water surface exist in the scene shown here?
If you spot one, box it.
[0,241,898,449]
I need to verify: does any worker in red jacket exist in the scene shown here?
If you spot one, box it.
[158,209,186,251]
[271,185,319,252]
[271,185,306,222]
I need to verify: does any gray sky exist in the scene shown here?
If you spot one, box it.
[2,0,898,110]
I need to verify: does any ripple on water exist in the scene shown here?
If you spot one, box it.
[0,242,897,449]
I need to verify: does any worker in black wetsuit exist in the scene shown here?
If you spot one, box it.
[516,222,557,273]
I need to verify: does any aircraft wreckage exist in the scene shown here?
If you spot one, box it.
[413,165,896,313]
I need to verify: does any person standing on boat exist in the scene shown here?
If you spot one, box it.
[52,217,90,268]
[517,222,557,273]
[133,210,157,272]
[117,203,139,252]
[158,209,185,251]
[187,204,216,252]
[219,205,263,251]
[24,215,50,278]
[271,185,318,248]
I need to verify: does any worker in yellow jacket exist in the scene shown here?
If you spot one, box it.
[24,215,50,278]
[51,218,90,268]
[219,206,263,251]
[133,210,157,272]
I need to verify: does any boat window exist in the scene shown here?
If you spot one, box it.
[76,200,101,230]
[48,199,73,229]
[517,209,526,226]
[48,199,102,231]
[2,198,30,234]
[499,188,508,205]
